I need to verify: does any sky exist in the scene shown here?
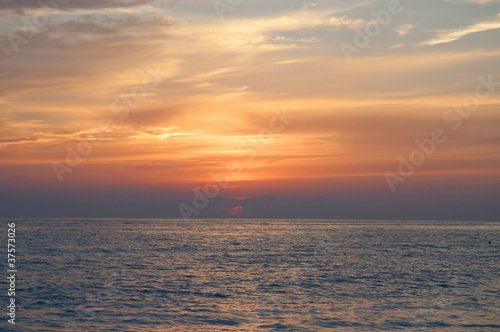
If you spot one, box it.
[0,0,499,219]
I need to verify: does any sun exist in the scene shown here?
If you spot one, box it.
[227,206,243,216]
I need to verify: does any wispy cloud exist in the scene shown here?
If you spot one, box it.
[446,0,500,3]
[328,16,374,29]
[128,126,197,140]
[421,16,500,45]
[395,24,415,37]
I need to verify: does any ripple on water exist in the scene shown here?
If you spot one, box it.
[10,219,500,331]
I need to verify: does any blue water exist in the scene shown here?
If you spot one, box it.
[1,219,499,331]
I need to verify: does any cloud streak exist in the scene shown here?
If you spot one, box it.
[421,17,500,45]
[395,23,414,37]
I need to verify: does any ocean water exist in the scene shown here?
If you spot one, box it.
[1,218,499,331]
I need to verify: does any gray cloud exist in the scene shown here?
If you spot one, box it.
[0,0,160,10]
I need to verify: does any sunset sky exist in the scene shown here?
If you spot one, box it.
[1,0,499,219]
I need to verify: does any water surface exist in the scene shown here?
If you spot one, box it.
[2,219,499,331]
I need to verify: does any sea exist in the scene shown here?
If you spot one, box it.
[1,218,499,331]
